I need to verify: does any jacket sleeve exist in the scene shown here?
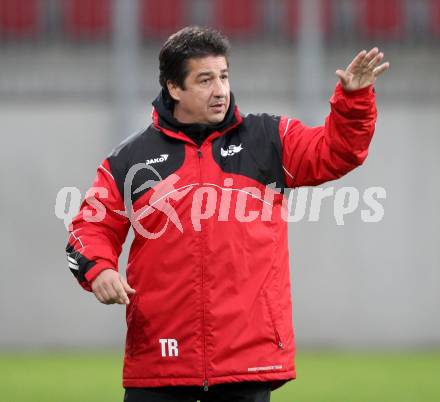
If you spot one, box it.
[65,158,130,292]
[279,82,377,188]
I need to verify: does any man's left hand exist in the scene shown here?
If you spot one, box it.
[336,47,390,92]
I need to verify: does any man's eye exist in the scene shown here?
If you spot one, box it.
[201,79,210,85]
[221,75,229,80]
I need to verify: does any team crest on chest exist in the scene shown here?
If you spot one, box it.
[221,144,243,157]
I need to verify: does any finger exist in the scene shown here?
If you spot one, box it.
[120,277,136,295]
[94,290,105,304]
[101,282,118,304]
[111,280,129,305]
[362,47,379,67]
[345,49,367,72]
[96,286,113,304]
[368,52,384,69]
[373,62,390,77]
[335,69,349,86]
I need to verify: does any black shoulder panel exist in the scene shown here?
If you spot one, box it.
[107,126,186,204]
[212,114,286,189]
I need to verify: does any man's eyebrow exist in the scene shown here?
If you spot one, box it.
[196,71,212,79]
[195,69,229,79]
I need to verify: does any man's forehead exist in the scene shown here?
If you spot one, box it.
[186,56,229,75]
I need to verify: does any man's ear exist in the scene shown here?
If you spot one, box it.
[167,81,181,102]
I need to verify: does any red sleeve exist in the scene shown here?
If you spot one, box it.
[65,158,130,292]
[279,82,377,188]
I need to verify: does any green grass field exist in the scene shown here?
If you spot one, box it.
[1,351,439,402]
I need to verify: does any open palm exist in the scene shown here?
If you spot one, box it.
[336,47,390,92]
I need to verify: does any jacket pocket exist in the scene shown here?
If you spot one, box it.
[262,291,284,350]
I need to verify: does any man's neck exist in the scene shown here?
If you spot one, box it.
[173,108,206,126]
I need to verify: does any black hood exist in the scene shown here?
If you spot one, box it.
[152,89,237,146]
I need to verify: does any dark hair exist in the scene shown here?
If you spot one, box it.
[159,26,231,92]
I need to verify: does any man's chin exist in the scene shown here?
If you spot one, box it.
[208,113,226,125]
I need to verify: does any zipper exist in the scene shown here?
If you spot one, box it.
[197,147,209,391]
[275,330,284,350]
[263,292,284,350]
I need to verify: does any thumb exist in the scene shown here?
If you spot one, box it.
[335,69,349,86]
[120,276,136,294]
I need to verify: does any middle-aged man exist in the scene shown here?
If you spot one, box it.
[66,26,389,402]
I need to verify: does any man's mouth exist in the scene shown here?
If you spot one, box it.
[210,103,225,110]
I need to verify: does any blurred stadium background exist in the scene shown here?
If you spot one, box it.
[0,0,439,401]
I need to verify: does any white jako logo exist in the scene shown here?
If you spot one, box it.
[146,154,169,165]
[221,144,243,157]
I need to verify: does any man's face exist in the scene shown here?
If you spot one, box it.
[168,55,230,125]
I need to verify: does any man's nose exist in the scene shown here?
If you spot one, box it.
[212,77,228,97]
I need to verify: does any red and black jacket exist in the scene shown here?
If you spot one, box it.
[66,83,377,389]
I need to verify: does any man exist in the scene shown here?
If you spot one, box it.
[66,26,389,402]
